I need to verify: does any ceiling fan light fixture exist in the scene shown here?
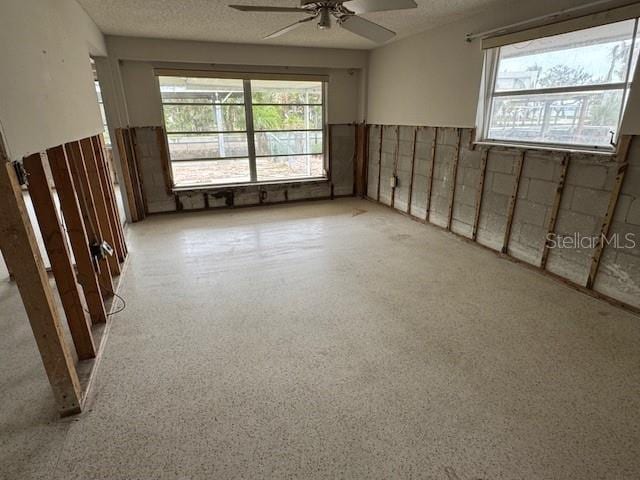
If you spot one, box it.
[317,7,331,30]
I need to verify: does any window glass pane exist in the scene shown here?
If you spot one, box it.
[256,155,324,181]
[255,130,323,156]
[167,133,249,160]
[172,159,251,187]
[159,76,244,103]
[253,105,322,131]
[630,27,640,81]
[496,20,636,92]
[251,80,322,104]
[488,89,623,147]
[163,105,246,132]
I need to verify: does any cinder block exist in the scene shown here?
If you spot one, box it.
[492,172,515,196]
[438,127,459,147]
[622,164,640,195]
[628,198,640,225]
[527,179,557,206]
[488,152,517,174]
[483,191,509,214]
[399,126,414,141]
[522,155,556,181]
[518,178,530,199]
[568,163,609,189]
[514,199,548,227]
[607,222,640,257]
[556,209,600,235]
[460,149,481,169]
[570,186,610,217]
[456,184,476,207]
[453,203,475,224]
[462,167,479,187]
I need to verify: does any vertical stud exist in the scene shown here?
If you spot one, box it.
[540,153,570,269]
[502,151,525,254]
[0,153,82,416]
[48,146,108,324]
[24,153,96,360]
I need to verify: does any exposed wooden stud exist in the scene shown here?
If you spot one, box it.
[128,128,149,215]
[114,128,140,222]
[540,153,570,269]
[122,128,146,220]
[362,124,370,199]
[95,135,127,261]
[0,152,83,416]
[24,153,96,361]
[65,142,114,294]
[426,127,438,222]
[376,125,383,201]
[354,123,367,197]
[447,128,462,231]
[156,126,174,194]
[48,145,108,325]
[80,138,120,277]
[391,125,400,209]
[586,135,633,289]
[407,127,418,216]
[502,150,525,254]
[472,149,489,241]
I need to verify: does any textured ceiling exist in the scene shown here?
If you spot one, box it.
[77,0,504,50]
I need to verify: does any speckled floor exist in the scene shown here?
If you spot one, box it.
[1,198,640,479]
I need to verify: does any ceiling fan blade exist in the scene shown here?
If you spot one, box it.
[343,0,417,14]
[229,5,308,13]
[339,15,395,43]
[265,15,316,39]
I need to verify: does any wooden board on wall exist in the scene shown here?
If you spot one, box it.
[0,150,83,416]
[48,145,108,325]
[24,153,96,361]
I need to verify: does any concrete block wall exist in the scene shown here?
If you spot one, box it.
[429,128,459,228]
[595,139,640,306]
[507,151,564,266]
[366,125,382,200]
[378,125,396,206]
[409,127,436,220]
[393,126,416,213]
[330,124,355,197]
[545,155,617,285]
[451,129,481,239]
[475,149,519,251]
[130,124,356,214]
[367,124,640,312]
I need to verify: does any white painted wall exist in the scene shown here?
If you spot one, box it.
[0,0,106,160]
[103,36,368,128]
[366,0,640,134]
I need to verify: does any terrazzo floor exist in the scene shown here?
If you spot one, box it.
[1,198,640,479]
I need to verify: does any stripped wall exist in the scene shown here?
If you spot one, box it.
[131,124,357,214]
[366,125,640,312]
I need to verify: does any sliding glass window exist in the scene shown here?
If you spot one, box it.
[158,75,326,188]
[480,19,640,150]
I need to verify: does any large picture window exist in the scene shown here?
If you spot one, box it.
[158,75,326,188]
[479,19,640,150]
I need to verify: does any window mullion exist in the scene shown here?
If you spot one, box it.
[615,17,639,145]
[243,79,257,182]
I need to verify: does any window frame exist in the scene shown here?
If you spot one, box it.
[477,18,639,153]
[156,71,329,190]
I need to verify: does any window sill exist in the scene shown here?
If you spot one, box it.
[473,140,617,156]
[172,176,329,193]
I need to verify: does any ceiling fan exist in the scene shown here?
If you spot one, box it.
[229,0,418,43]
